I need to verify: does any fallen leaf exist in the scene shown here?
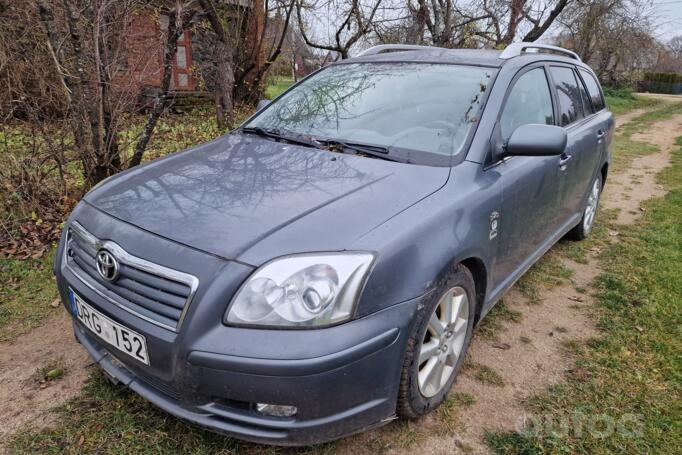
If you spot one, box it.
[492,342,511,350]
[635,326,644,333]
[45,368,63,380]
[77,435,85,447]
[568,296,584,302]
[608,230,620,237]
[639,207,646,212]
[50,299,61,308]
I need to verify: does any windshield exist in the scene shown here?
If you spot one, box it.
[245,63,494,162]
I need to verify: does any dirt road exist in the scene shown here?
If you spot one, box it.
[1,103,679,453]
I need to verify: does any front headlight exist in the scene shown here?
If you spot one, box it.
[225,252,375,328]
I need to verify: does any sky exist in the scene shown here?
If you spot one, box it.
[652,0,682,42]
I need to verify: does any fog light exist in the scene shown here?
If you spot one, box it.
[255,403,297,417]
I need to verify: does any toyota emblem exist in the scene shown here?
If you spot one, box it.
[96,249,119,282]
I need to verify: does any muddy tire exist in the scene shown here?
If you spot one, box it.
[397,264,476,419]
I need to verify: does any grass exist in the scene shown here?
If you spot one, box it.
[7,373,260,454]
[434,392,476,437]
[484,131,682,454]
[265,76,294,100]
[515,250,573,303]
[465,361,506,387]
[477,299,523,340]
[0,252,60,341]
[604,92,660,116]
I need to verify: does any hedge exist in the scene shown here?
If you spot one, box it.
[640,72,682,94]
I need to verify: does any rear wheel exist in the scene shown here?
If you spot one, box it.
[568,173,602,241]
[397,264,475,418]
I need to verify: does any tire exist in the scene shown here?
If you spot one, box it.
[397,263,476,419]
[568,173,602,241]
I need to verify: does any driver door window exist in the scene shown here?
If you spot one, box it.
[500,68,554,141]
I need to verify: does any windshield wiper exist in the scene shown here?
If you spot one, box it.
[241,126,322,149]
[316,139,406,163]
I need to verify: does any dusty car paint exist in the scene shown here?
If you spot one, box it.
[55,46,614,445]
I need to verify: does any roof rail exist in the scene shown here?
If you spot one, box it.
[357,44,444,57]
[499,42,581,61]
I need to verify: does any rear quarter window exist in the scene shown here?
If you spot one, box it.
[578,69,606,112]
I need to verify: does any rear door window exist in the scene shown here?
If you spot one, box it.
[499,67,554,141]
[550,66,585,126]
[578,69,606,111]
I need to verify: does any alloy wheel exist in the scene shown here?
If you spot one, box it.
[417,286,469,397]
[583,178,601,233]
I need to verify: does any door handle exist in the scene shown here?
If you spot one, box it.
[596,129,605,139]
[559,154,572,170]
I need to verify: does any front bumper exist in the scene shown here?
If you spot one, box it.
[55,204,422,445]
[69,296,419,445]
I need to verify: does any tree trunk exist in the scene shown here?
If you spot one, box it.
[215,39,235,131]
[129,10,185,168]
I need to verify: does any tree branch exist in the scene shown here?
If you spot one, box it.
[522,0,570,42]
[130,8,192,167]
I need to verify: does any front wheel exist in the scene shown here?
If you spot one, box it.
[397,264,476,418]
[568,173,602,241]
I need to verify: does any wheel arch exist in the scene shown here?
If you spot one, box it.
[600,162,608,188]
[458,256,488,324]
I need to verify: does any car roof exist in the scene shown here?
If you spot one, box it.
[342,46,591,71]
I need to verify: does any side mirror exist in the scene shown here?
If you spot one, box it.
[504,124,567,157]
[257,99,271,111]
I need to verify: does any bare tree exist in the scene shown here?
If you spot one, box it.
[669,35,682,60]
[468,0,572,47]
[197,0,237,130]
[372,0,572,49]
[296,0,383,59]
[33,0,196,184]
[556,0,658,85]
[198,0,295,129]
[130,7,193,167]
[235,0,297,103]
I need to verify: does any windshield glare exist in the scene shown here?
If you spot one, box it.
[246,63,493,161]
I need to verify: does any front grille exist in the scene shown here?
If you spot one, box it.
[65,221,198,331]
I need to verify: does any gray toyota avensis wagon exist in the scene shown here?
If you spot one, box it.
[54,43,614,445]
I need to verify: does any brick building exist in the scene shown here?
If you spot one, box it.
[115,1,264,106]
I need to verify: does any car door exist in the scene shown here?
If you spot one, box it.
[547,65,601,220]
[487,65,563,287]
[578,67,613,177]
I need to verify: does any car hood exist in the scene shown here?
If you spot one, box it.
[85,133,450,264]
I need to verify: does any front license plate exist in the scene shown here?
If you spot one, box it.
[70,289,150,365]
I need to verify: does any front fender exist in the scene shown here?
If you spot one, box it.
[352,162,498,318]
